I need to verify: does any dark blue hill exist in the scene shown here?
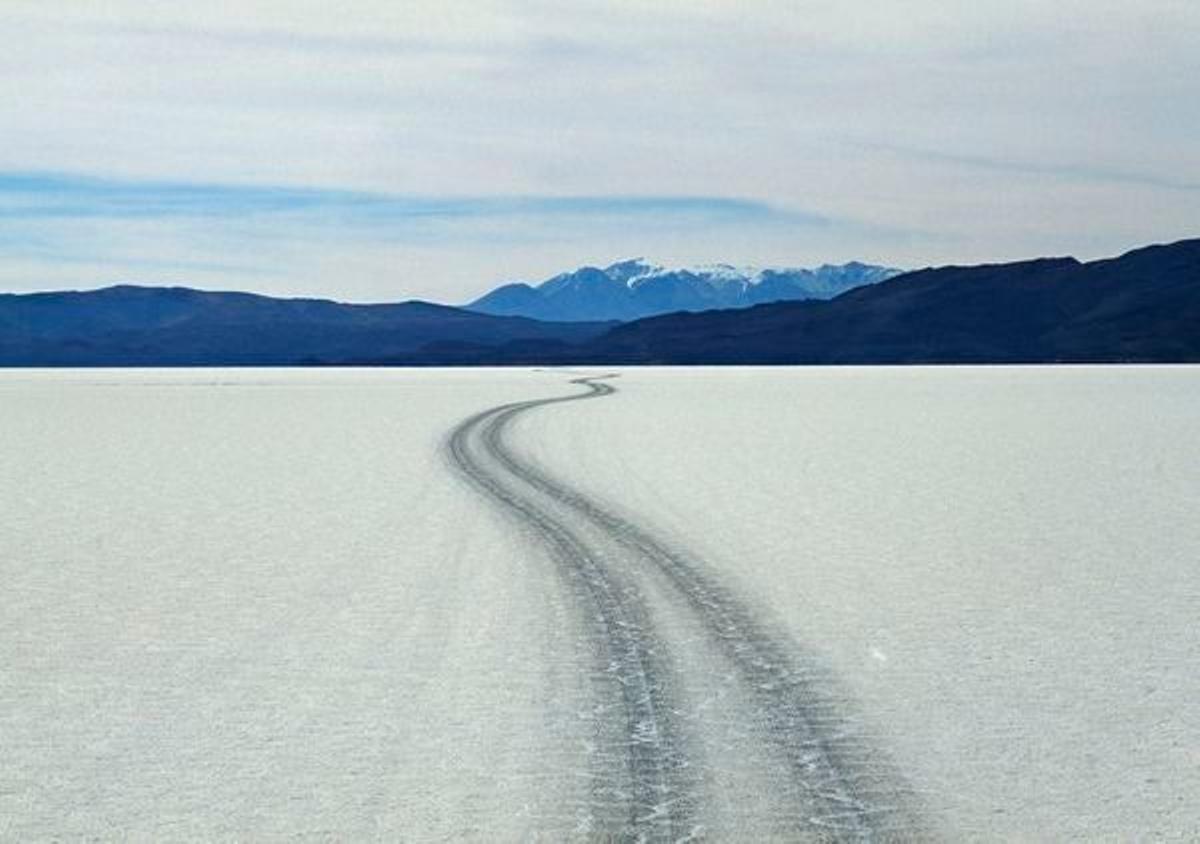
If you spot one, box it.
[0,285,613,366]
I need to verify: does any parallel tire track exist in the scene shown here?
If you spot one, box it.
[448,382,696,840]
[446,374,916,841]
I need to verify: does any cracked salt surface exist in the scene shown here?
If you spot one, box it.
[2,366,1198,840]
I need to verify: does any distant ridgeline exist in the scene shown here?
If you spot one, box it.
[1,238,1197,365]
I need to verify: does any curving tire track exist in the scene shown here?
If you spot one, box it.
[448,380,696,840]
[446,374,917,841]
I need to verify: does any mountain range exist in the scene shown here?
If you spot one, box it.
[466,259,900,322]
[581,238,1200,364]
[0,238,1197,365]
[0,285,611,366]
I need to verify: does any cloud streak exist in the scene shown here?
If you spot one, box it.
[0,170,832,301]
[0,171,791,225]
[861,143,1200,195]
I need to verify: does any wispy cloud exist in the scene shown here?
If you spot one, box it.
[0,170,834,300]
[860,142,1200,194]
[80,23,490,59]
[0,171,791,228]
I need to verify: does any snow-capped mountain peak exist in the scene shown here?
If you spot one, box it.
[467,258,903,322]
[600,258,664,287]
[602,259,775,288]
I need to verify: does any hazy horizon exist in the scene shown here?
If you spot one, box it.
[3,2,1198,302]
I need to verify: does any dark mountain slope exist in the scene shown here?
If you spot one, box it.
[581,239,1200,363]
[0,285,612,366]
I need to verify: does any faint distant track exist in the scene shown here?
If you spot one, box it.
[446,375,913,841]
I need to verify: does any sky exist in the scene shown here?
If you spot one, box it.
[2,0,1198,302]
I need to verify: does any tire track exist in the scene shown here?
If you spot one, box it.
[447,374,917,841]
[448,384,697,841]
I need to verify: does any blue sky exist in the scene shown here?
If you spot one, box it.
[1,1,1198,301]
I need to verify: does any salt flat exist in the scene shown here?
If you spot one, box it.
[521,366,1200,839]
[2,366,1197,840]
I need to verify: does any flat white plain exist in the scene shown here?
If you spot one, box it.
[2,366,1197,840]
